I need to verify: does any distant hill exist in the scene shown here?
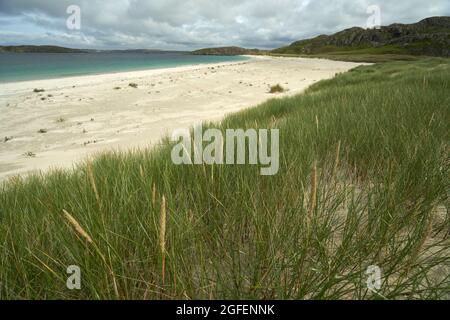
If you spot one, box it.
[99,49,186,54]
[273,16,450,57]
[192,46,266,56]
[0,45,87,53]
[0,46,189,54]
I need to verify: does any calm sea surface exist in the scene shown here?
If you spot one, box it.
[0,52,248,83]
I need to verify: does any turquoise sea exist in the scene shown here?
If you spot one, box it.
[0,51,248,83]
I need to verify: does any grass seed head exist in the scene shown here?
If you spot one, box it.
[63,210,93,243]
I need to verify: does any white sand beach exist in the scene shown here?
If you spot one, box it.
[0,56,365,180]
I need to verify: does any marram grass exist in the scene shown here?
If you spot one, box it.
[0,58,449,300]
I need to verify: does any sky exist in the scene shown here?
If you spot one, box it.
[0,0,449,50]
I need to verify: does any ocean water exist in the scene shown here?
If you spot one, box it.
[0,52,249,83]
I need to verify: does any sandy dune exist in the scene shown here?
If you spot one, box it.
[0,56,364,181]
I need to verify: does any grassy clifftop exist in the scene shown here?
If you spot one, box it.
[273,16,450,58]
[0,58,449,299]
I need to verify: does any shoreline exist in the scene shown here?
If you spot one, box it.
[0,56,257,95]
[0,52,250,85]
[0,56,366,181]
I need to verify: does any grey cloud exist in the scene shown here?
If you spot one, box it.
[0,0,449,50]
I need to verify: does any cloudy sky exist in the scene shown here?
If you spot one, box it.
[0,0,449,50]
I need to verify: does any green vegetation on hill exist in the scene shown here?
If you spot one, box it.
[271,51,423,63]
[192,46,266,56]
[0,45,86,53]
[273,16,450,59]
[0,58,449,299]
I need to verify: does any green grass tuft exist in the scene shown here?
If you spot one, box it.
[269,84,286,94]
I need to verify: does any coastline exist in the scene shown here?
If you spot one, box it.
[0,56,366,181]
[0,52,250,84]
[0,56,256,94]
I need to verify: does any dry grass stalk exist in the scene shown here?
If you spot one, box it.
[87,162,101,205]
[307,162,317,230]
[63,209,93,243]
[111,272,120,299]
[408,216,433,272]
[63,209,119,297]
[152,183,157,206]
[139,165,144,178]
[8,175,22,186]
[160,195,167,284]
[333,140,341,177]
[270,115,277,127]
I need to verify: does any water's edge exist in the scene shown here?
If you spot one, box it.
[0,52,249,83]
